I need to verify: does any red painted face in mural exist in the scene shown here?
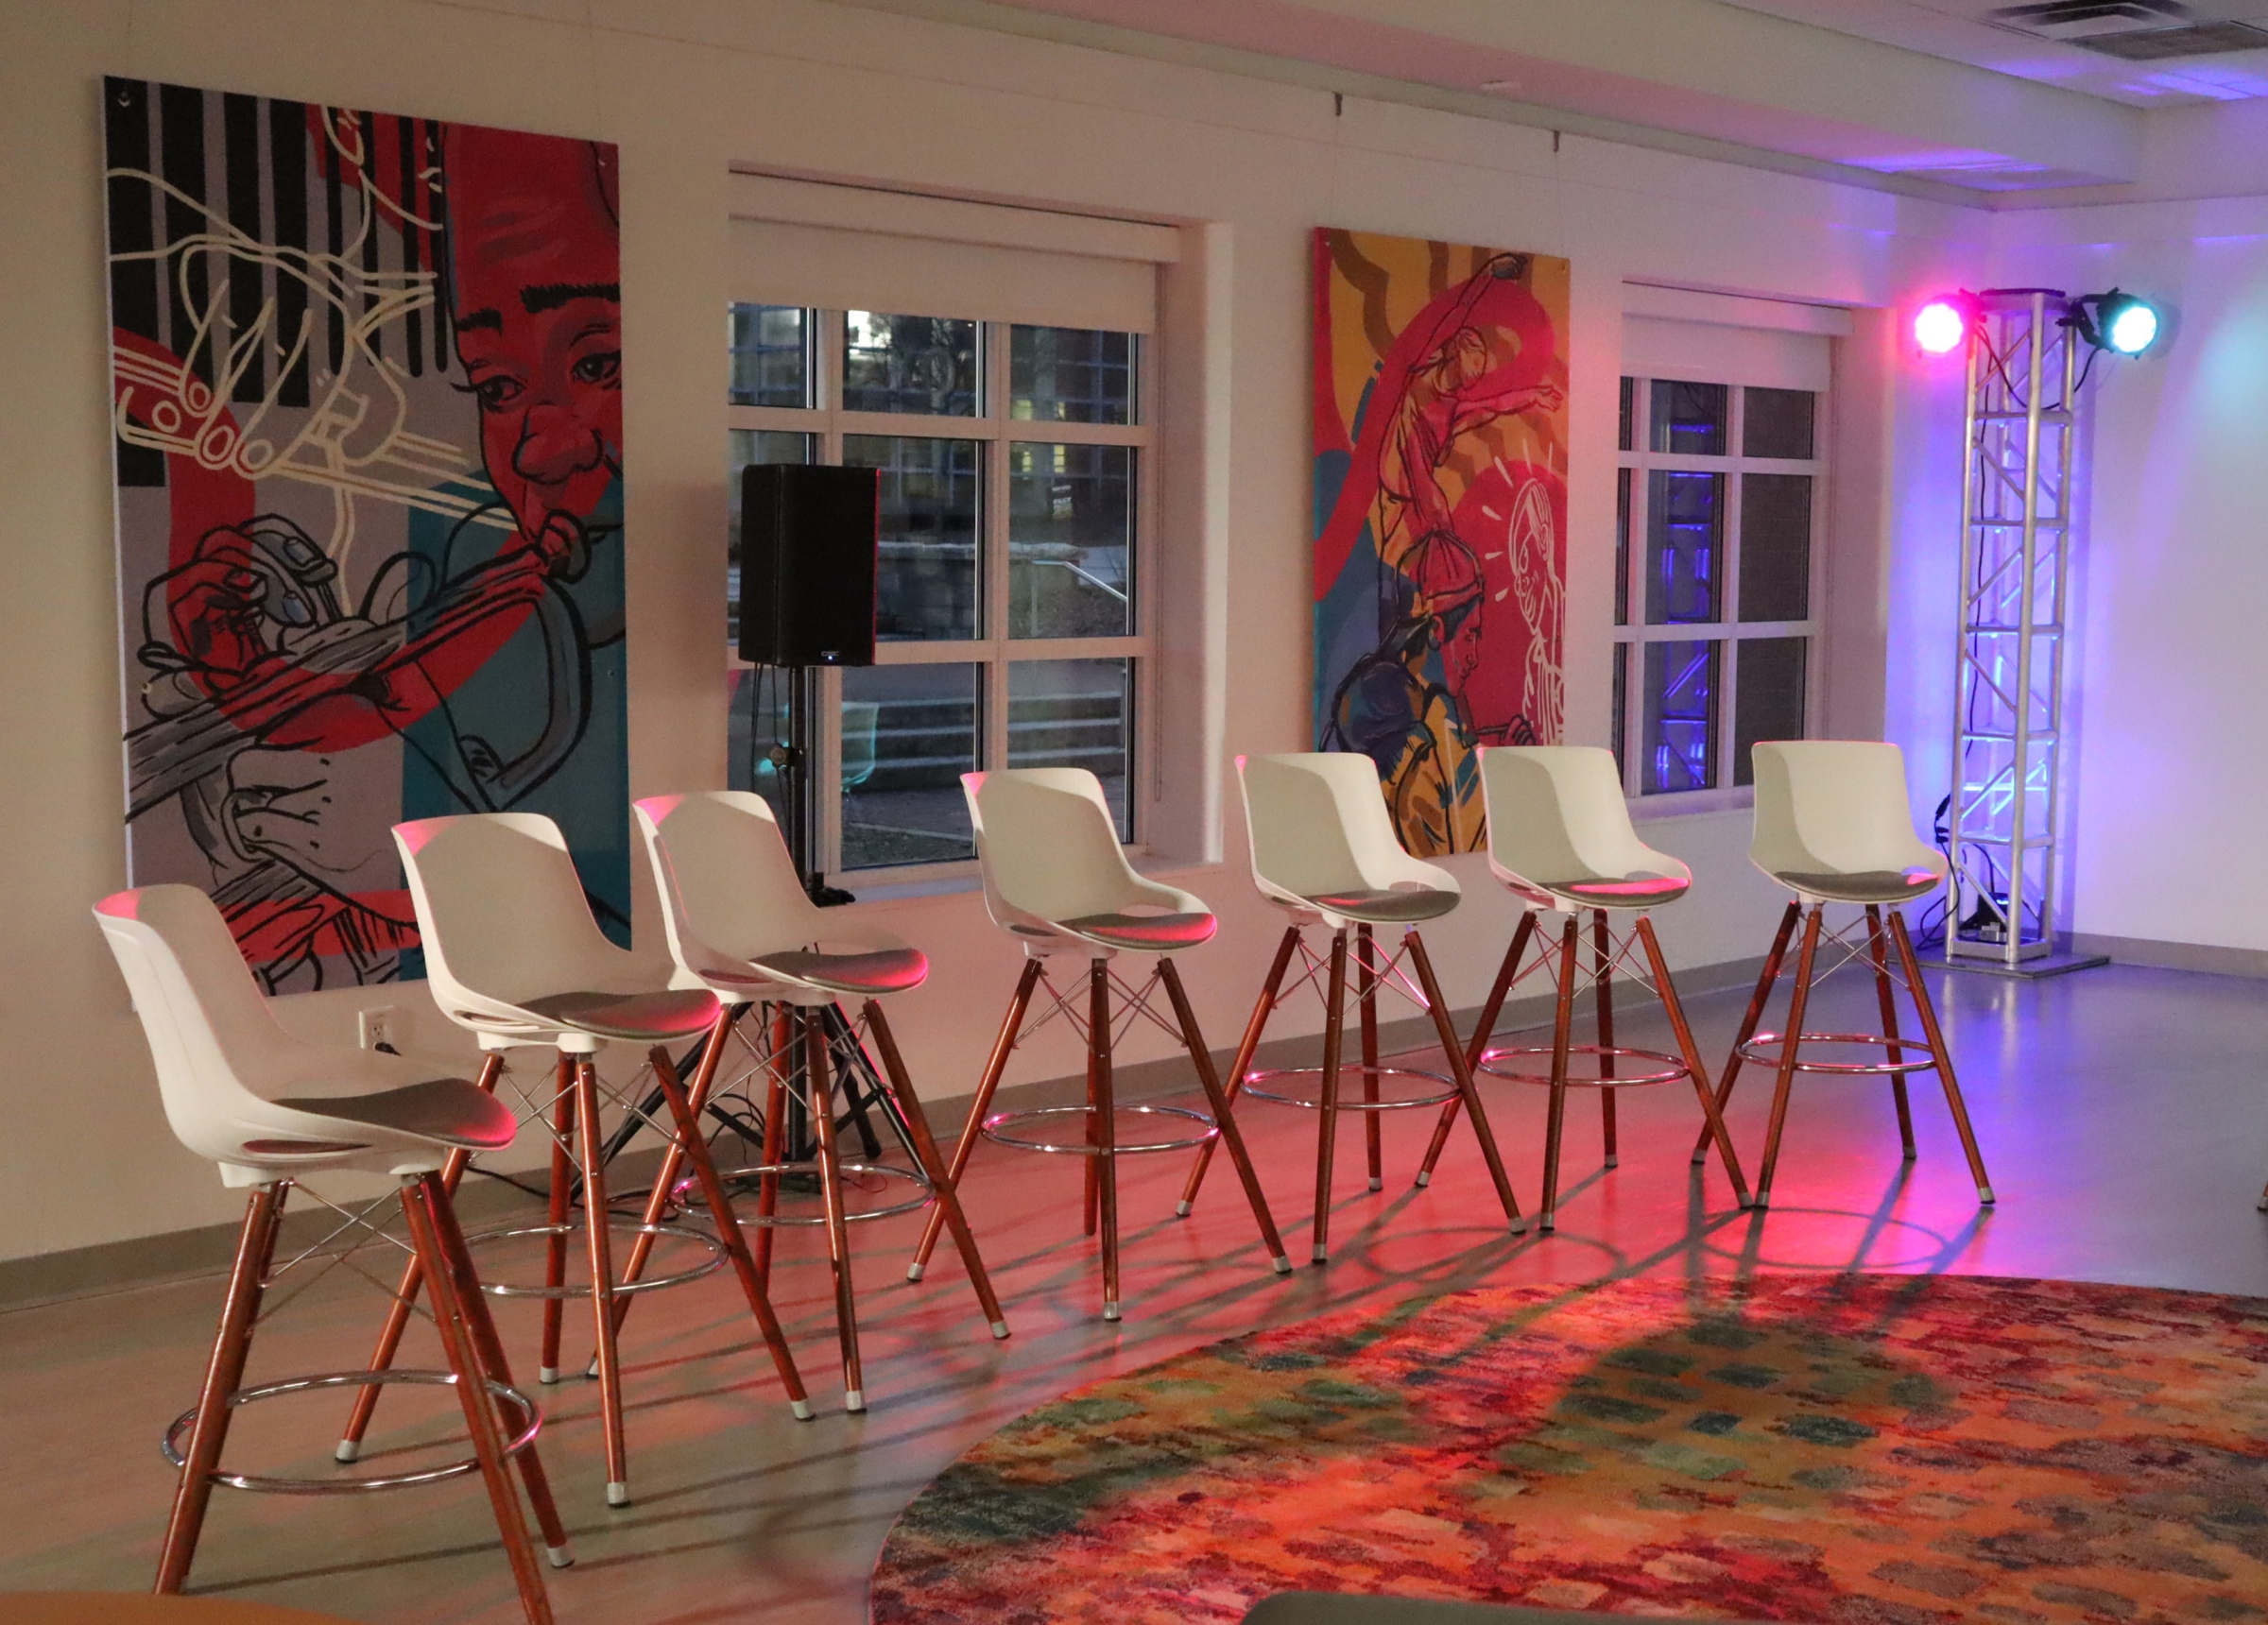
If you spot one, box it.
[444,126,623,570]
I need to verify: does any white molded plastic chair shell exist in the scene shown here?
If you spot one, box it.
[395,813,646,1035]
[94,885,513,1187]
[634,793,919,1002]
[1749,741,1948,899]
[963,769,1211,953]
[1237,753,1458,926]
[1480,746,1692,910]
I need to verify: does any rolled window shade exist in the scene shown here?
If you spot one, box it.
[1622,314,1832,393]
[727,216,1161,334]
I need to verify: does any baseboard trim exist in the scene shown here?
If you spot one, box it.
[2,952,1774,1310]
[2068,932,2268,980]
[0,1149,668,1315]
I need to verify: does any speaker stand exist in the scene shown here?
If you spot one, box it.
[773,665,855,908]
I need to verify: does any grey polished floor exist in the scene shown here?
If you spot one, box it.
[4,957,2265,1625]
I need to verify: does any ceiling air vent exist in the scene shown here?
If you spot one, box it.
[1990,1,2268,57]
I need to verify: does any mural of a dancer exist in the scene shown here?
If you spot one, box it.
[1312,229,1570,855]
[104,79,628,990]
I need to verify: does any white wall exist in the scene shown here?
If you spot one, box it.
[0,0,1993,1262]
[1973,199,2268,954]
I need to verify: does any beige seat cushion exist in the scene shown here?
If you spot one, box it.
[752,946,928,995]
[1058,911,1218,951]
[1303,886,1458,924]
[518,987,722,1041]
[1774,867,1939,903]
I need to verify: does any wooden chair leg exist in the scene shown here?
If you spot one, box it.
[865,1001,1009,1336]
[1592,910,1619,1169]
[1358,924,1383,1192]
[338,1051,504,1460]
[1538,915,1579,1232]
[1863,905,1918,1159]
[1635,915,1749,1206]
[911,959,1041,1278]
[420,1170,576,1568]
[802,1012,865,1410]
[1889,909,1995,1203]
[570,1057,629,1506]
[1312,930,1349,1265]
[1090,959,1122,1321]
[1156,959,1291,1273]
[539,1054,576,1383]
[1082,1006,1102,1241]
[1418,913,1536,1186]
[1693,900,1801,1164]
[1405,931,1525,1230]
[755,1061,786,1291]
[155,1181,285,1594]
[609,1006,742,1346]
[1756,904,1824,1208]
[1179,927,1298,1215]
[399,1175,555,1625]
[650,1045,814,1418]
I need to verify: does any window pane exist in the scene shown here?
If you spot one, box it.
[1009,659,1133,840]
[1642,640,1720,795]
[726,665,796,827]
[728,304,809,408]
[1734,637,1808,788]
[1649,380,1727,455]
[726,430,815,644]
[1611,643,1628,781]
[1011,326,1136,425]
[843,312,978,416]
[1645,470,1722,624]
[840,663,979,869]
[1744,386,1816,460]
[1618,375,1635,453]
[1614,467,1632,627]
[1009,443,1134,639]
[1740,472,1813,623]
[844,436,979,641]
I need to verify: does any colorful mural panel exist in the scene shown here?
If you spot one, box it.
[1313,228,1570,854]
[103,78,628,990]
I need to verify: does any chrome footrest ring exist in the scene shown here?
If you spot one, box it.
[1478,1043,1690,1088]
[1735,1032,1937,1075]
[461,1219,726,1297]
[164,1369,540,1494]
[980,1103,1217,1155]
[1242,1065,1456,1110]
[673,1161,935,1227]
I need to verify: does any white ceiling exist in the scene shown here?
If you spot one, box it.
[852,0,2268,200]
[1723,0,2268,105]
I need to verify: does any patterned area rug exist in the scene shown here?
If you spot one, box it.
[872,1274,2268,1623]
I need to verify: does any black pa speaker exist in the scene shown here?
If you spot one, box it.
[737,463,879,666]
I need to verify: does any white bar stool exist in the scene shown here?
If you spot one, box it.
[1178,752,1527,1260]
[626,792,1007,1411]
[1418,746,1748,1231]
[94,886,568,1623]
[372,812,810,1509]
[906,768,1292,1320]
[1704,741,1993,1208]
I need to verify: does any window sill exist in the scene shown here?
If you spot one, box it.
[1627,785,1755,823]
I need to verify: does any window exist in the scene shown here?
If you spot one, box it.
[1611,377,1821,795]
[727,306,1149,875]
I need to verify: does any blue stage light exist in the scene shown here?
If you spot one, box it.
[2105,299,2159,355]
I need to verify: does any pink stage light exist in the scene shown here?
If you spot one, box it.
[1914,299,1970,355]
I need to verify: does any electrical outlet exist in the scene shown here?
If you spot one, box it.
[359,1005,400,1052]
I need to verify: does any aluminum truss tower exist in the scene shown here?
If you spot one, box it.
[1947,289,2079,967]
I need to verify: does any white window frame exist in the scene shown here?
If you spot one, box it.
[1612,375,1828,809]
[730,307,1157,883]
